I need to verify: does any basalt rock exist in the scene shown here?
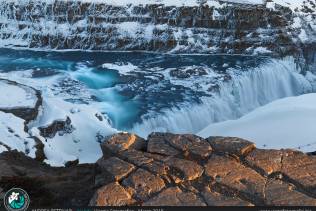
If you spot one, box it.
[90,133,316,206]
[0,0,314,58]
[1,133,316,207]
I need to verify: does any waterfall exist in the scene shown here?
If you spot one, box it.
[130,58,313,138]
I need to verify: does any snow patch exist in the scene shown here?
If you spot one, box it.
[198,93,316,152]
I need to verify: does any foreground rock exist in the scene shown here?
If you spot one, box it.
[91,132,316,206]
[1,132,316,207]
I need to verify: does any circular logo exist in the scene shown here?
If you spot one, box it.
[3,188,30,211]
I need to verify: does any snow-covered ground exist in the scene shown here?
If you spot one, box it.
[0,80,37,109]
[0,111,36,156]
[198,93,316,152]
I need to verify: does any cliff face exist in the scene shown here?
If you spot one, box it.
[1,132,316,207]
[0,0,314,56]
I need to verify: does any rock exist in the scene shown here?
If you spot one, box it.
[207,137,255,157]
[281,150,316,196]
[166,134,212,158]
[265,179,316,206]
[147,133,180,156]
[205,155,266,204]
[165,157,204,183]
[38,117,74,138]
[122,169,165,201]
[65,159,79,168]
[143,187,206,206]
[89,182,135,206]
[245,149,283,175]
[101,133,146,157]
[119,150,153,166]
[0,151,97,207]
[202,187,253,206]
[142,161,170,175]
[97,157,135,181]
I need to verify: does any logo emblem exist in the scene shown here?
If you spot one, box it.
[4,188,30,211]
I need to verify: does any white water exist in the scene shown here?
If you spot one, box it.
[131,58,314,138]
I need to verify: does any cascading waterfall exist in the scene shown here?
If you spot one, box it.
[130,58,314,138]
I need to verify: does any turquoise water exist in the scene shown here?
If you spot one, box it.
[0,48,268,130]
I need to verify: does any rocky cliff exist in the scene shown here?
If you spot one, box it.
[1,132,316,207]
[0,0,315,57]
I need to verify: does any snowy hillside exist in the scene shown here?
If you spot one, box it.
[198,93,316,152]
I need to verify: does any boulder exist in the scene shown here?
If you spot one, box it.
[97,157,135,181]
[207,136,255,157]
[89,182,135,206]
[122,169,165,201]
[143,187,206,206]
[101,133,146,157]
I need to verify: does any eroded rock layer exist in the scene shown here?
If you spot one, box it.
[0,0,314,56]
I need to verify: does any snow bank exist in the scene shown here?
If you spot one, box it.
[30,97,117,166]
[0,80,37,109]
[198,93,316,152]
[0,111,36,157]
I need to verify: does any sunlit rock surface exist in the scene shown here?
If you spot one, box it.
[1,133,316,206]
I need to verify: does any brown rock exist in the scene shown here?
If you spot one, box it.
[147,133,180,156]
[142,161,170,175]
[205,155,266,204]
[119,150,153,166]
[101,133,146,156]
[165,157,204,183]
[143,187,206,206]
[245,149,282,175]
[97,157,135,181]
[202,187,253,206]
[122,169,165,201]
[281,150,316,196]
[167,134,212,158]
[89,182,135,206]
[207,137,255,157]
[265,179,316,206]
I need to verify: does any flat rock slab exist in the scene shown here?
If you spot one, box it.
[202,187,253,206]
[101,133,146,156]
[245,149,283,175]
[90,182,135,206]
[122,169,165,201]
[205,155,266,204]
[143,187,206,206]
[207,136,255,157]
[97,157,135,181]
[266,179,316,206]
[147,133,180,156]
[281,150,316,196]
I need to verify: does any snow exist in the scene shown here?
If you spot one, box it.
[29,97,117,166]
[253,47,272,55]
[0,111,36,157]
[2,0,264,6]
[102,62,138,75]
[198,93,316,152]
[0,80,37,109]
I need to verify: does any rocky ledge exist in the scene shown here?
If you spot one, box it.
[1,132,316,207]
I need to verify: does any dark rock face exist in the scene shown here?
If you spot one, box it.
[0,151,96,207]
[1,133,316,207]
[0,0,312,56]
[38,117,74,138]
